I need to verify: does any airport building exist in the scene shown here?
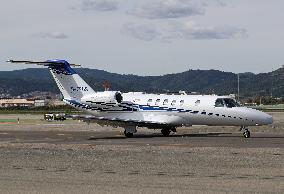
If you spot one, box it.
[48,99,66,106]
[0,99,35,107]
[34,99,47,107]
[0,99,65,107]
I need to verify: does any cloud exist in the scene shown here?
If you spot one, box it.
[215,0,226,7]
[201,0,226,7]
[166,21,248,40]
[121,23,160,41]
[31,32,68,39]
[122,21,248,41]
[79,0,118,11]
[129,0,205,19]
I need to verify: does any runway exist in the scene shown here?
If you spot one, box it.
[0,129,284,148]
[0,113,283,193]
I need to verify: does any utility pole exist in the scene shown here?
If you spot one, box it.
[237,73,240,101]
[271,68,273,98]
[102,81,111,91]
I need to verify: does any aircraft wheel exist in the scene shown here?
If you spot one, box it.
[124,131,134,138]
[243,129,251,138]
[161,128,171,137]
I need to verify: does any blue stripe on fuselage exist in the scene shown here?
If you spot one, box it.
[64,99,197,113]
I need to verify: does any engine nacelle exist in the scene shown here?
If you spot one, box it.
[81,91,123,106]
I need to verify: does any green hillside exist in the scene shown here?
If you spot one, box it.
[0,67,283,97]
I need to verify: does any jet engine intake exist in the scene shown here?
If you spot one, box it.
[81,91,123,105]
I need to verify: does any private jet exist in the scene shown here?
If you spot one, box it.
[7,59,273,138]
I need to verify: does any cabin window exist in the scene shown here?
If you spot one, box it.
[180,100,185,106]
[171,100,176,106]
[155,99,161,105]
[195,100,200,106]
[163,99,168,105]
[147,99,152,105]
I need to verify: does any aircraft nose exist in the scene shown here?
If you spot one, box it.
[263,113,273,125]
[256,112,273,125]
[242,108,273,125]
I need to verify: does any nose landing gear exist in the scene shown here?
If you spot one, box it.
[240,126,251,138]
[243,129,251,138]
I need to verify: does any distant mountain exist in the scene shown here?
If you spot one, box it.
[0,67,283,97]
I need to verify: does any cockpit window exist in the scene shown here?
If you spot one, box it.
[215,98,224,107]
[215,98,240,108]
[224,98,237,108]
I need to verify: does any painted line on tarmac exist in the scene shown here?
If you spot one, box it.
[37,124,83,126]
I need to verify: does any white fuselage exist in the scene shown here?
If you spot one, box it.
[64,92,273,127]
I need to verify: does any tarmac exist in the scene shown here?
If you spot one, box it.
[0,113,283,194]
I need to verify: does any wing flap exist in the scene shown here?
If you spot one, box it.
[67,114,169,128]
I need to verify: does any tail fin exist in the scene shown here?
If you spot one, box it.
[48,60,94,100]
[7,59,95,100]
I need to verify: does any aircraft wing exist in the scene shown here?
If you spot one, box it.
[67,114,170,128]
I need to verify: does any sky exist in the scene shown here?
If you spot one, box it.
[1,0,284,75]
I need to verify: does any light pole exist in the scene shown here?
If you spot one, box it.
[237,73,240,101]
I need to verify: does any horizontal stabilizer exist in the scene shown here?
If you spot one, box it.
[7,59,94,100]
[6,59,81,67]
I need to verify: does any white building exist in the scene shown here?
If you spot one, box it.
[34,99,47,107]
[0,99,34,107]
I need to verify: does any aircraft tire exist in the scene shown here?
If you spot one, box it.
[124,131,134,138]
[243,129,251,138]
[161,128,171,137]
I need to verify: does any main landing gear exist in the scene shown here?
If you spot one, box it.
[124,130,134,138]
[123,126,177,137]
[161,127,176,137]
[240,126,251,138]
[123,125,137,138]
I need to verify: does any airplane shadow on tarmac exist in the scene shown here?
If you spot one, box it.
[87,132,234,140]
